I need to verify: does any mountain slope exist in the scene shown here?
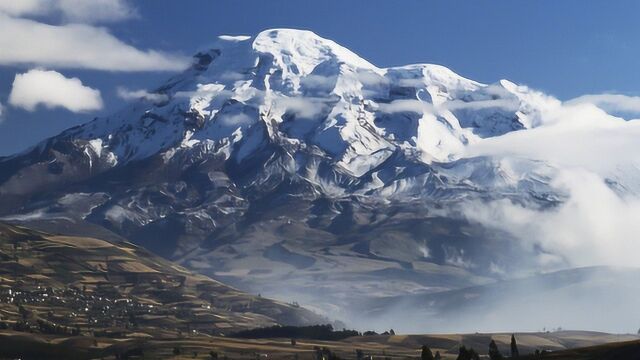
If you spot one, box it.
[0,29,632,321]
[0,222,324,336]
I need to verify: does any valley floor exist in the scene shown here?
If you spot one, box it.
[0,330,638,359]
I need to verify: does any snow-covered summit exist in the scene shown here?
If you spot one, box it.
[0,28,566,208]
[50,29,555,179]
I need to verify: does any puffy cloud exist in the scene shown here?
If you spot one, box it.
[463,103,638,174]
[462,170,640,269]
[117,87,169,104]
[460,100,640,269]
[0,6,188,71]
[9,69,103,112]
[566,93,640,115]
[0,0,136,23]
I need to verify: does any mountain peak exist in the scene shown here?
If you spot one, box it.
[252,28,378,72]
[1,28,557,196]
[0,28,591,321]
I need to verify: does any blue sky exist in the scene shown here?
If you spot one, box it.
[1,0,640,155]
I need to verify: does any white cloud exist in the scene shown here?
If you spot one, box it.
[218,113,254,127]
[0,10,188,71]
[0,0,51,17]
[274,96,329,118]
[117,87,168,104]
[397,78,425,88]
[55,0,137,23]
[300,74,338,89]
[463,103,638,174]
[460,100,640,269]
[0,0,136,23]
[376,99,434,114]
[9,69,103,112]
[566,94,640,115]
[463,170,640,269]
[375,98,519,115]
[445,98,520,112]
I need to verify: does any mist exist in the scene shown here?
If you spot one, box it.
[262,99,640,335]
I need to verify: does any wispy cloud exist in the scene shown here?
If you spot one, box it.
[117,87,168,104]
[0,2,188,71]
[274,95,329,118]
[376,99,435,114]
[376,98,521,115]
[566,94,640,115]
[218,113,254,127]
[300,74,338,89]
[445,98,520,112]
[0,0,137,23]
[9,69,103,112]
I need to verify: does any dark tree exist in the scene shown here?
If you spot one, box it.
[470,349,480,360]
[389,328,396,335]
[457,346,480,360]
[209,351,218,359]
[355,349,364,360]
[421,345,434,360]
[457,346,469,360]
[510,334,520,358]
[489,340,504,360]
[18,305,29,320]
[434,351,441,360]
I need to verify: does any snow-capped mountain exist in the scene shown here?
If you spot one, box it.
[0,29,559,198]
[0,29,613,317]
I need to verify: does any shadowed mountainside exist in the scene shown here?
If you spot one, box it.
[0,222,325,338]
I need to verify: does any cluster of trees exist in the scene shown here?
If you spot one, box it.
[36,319,81,336]
[420,334,521,360]
[361,329,396,336]
[421,345,442,360]
[231,324,402,341]
[231,324,359,341]
[456,346,480,360]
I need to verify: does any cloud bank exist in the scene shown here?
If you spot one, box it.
[0,14,188,71]
[566,93,640,115]
[9,69,103,112]
[460,100,640,269]
[0,0,137,23]
[0,0,188,72]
